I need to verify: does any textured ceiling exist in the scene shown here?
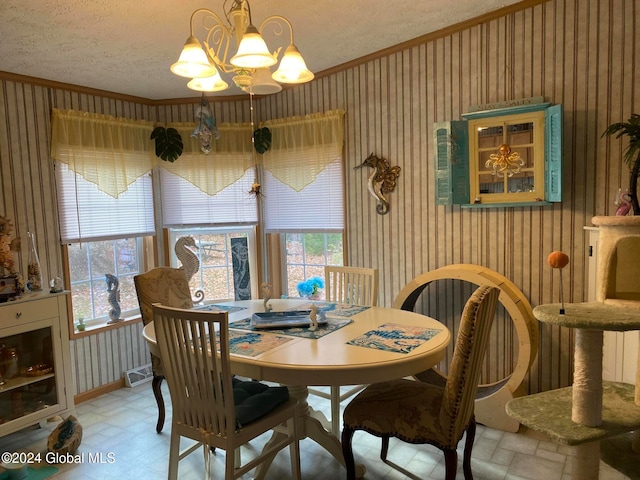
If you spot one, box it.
[0,0,522,100]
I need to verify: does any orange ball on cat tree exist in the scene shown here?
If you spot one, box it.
[547,251,569,269]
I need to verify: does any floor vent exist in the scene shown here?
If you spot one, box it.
[124,364,153,388]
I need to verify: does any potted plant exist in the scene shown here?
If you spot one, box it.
[603,113,640,215]
[297,276,325,300]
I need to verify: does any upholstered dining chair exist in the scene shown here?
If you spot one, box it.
[152,304,301,480]
[308,265,378,436]
[341,284,499,480]
[134,266,194,433]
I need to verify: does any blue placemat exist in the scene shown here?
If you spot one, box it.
[223,330,294,357]
[347,323,442,354]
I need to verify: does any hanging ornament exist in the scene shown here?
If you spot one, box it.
[192,94,220,154]
[253,127,271,154]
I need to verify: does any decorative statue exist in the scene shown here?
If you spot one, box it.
[486,143,525,177]
[309,304,319,332]
[174,236,204,303]
[231,238,251,300]
[355,153,401,215]
[261,282,273,313]
[105,274,122,324]
[614,188,632,216]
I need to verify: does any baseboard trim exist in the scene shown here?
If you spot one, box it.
[74,378,125,404]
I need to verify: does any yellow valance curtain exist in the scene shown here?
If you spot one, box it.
[50,109,157,198]
[261,110,345,192]
[160,122,255,196]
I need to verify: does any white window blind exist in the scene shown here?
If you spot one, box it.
[263,158,344,232]
[55,162,155,243]
[160,167,258,227]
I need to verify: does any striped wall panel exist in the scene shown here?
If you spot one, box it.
[1,0,639,396]
[257,0,640,393]
[70,323,149,394]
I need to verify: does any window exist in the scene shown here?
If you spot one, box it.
[67,238,143,323]
[55,163,155,326]
[260,111,346,297]
[168,227,258,301]
[263,158,345,297]
[283,233,343,298]
[51,110,157,328]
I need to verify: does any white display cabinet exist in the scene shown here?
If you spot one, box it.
[0,292,73,437]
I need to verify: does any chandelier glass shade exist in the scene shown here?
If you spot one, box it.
[170,36,217,78]
[171,0,314,94]
[187,70,229,92]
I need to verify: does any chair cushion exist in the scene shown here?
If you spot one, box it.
[343,378,457,448]
[232,378,290,428]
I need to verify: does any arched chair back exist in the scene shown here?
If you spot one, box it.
[342,285,499,480]
[134,267,193,432]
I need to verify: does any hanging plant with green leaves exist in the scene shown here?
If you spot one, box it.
[150,126,183,162]
[253,127,271,154]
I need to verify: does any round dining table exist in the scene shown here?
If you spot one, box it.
[142,298,450,478]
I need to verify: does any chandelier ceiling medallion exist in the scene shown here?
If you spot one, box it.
[170,0,314,95]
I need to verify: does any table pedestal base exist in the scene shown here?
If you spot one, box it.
[254,386,365,479]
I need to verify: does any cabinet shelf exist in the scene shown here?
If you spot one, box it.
[461,201,552,209]
[0,372,55,393]
[0,292,72,437]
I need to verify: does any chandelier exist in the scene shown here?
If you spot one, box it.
[170,0,314,95]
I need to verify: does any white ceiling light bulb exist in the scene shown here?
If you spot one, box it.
[187,68,229,92]
[272,45,314,84]
[248,68,283,95]
[230,25,277,69]
[170,36,216,78]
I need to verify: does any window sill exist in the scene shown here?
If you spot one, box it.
[71,314,142,339]
[461,201,553,209]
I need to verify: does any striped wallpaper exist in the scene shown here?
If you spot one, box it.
[0,0,638,396]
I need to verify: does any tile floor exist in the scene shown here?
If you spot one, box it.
[0,383,637,479]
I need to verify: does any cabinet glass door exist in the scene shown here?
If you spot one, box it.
[469,111,544,204]
[0,326,59,425]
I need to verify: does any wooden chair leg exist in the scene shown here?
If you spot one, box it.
[462,419,476,479]
[380,435,390,461]
[443,448,458,480]
[152,375,165,433]
[168,428,180,480]
[203,444,211,480]
[341,426,357,480]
